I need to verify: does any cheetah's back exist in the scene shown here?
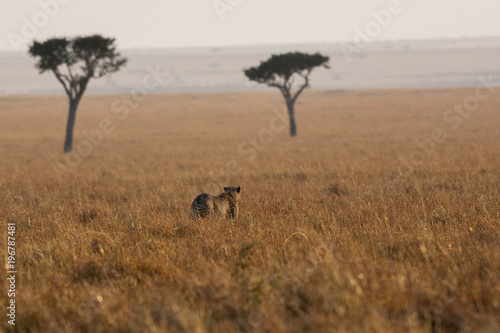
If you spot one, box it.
[213,193,239,219]
[190,193,214,219]
[190,186,241,219]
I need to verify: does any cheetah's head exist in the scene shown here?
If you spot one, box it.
[224,186,241,197]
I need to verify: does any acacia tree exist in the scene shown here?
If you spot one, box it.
[244,52,329,137]
[29,35,127,153]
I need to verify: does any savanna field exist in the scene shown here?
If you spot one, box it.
[1,88,500,332]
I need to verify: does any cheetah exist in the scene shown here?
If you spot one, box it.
[190,186,241,219]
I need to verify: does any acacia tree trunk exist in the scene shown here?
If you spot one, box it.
[63,97,81,153]
[286,99,297,137]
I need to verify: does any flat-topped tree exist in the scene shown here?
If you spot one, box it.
[244,52,329,137]
[29,35,127,153]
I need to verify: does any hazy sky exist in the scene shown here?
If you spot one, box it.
[2,0,500,52]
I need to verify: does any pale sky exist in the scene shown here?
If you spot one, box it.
[2,0,500,52]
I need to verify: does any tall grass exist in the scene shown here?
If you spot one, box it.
[1,88,499,332]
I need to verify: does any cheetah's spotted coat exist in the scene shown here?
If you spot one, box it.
[190,186,241,219]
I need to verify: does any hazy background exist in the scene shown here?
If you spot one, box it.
[3,0,500,50]
[1,0,500,95]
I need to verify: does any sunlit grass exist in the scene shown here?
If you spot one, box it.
[1,88,499,332]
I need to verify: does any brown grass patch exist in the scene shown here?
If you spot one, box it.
[1,88,500,332]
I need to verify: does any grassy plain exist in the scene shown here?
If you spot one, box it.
[1,87,500,332]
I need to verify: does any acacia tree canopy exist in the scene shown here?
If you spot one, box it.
[29,35,127,100]
[245,52,329,86]
[245,52,329,102]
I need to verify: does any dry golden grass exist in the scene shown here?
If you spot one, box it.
[1,88,500,332]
